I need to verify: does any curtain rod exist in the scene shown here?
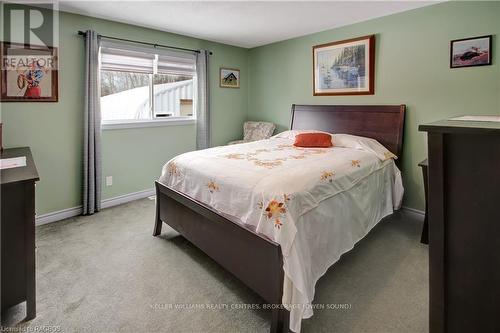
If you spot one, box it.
[77,30,213,55]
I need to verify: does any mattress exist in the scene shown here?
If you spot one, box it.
[158,132,404,332]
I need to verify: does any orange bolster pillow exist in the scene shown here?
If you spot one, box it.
[294,133,333,148]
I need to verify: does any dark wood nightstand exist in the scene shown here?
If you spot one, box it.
[1,147,39,321]
[418,158,428,244]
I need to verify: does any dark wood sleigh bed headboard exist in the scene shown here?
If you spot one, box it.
[290,104,406,158]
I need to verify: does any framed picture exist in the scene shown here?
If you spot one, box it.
[313,35,375,96]
[220,67,240,88]
[450,35,492,68]
[1,42,58,102]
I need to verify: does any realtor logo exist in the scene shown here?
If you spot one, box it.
[2,1,59,50]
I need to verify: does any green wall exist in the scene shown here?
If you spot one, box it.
[247,1,500,211]
[1,10,248,215]
[2,1,499,216]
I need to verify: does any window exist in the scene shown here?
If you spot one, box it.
[99,41,197,128]
[152,73,193,118]
[101,71,151,120]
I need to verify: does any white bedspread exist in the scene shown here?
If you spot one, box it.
[159,134,403,332]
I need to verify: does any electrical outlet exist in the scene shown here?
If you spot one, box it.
[106,176,113,186]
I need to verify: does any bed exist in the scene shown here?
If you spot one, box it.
[153,104,406,332]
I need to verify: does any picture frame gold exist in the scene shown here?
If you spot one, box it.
[219,67,240,88]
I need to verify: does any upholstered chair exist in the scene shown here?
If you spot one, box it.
[228,121,276,145]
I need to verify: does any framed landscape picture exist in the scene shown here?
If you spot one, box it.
[313,35,375,96]
[1,42,58,102]
[220,67,240,88]
[450,35,492,68]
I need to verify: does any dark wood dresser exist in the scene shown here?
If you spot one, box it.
[419,120,500,333]
[1,147,39,320]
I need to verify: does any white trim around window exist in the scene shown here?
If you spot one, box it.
[102,117,195,130]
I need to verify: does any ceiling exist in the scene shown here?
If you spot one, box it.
[59,1,439,48]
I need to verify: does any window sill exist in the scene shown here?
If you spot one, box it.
[102,118,195,130]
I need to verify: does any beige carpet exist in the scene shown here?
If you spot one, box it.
[2,198,428,332]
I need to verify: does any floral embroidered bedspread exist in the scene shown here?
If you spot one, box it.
[158,134,403,332]
[159,136,399,256]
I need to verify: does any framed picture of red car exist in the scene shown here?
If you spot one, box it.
[450,35,492,68]
[1,42,58,102]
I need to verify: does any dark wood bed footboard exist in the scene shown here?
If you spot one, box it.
[153,181,290,332]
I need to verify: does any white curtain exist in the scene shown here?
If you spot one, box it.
[83,30,102,215]
[196,50,210,150]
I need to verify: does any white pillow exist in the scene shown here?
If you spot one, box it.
[333,134,397,161]
[272,129,332,140]
[272,130,397,161]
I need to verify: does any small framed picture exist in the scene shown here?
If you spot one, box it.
[313,35,375,96]
[450,35,492,68]
[220,67,240,88]
[1,42,58,102]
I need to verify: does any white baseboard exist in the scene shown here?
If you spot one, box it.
[402,206,425,219]
[36,190,423,227]
[100,188,155,209]
[35,188,155,226]
[35,206,83,226]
